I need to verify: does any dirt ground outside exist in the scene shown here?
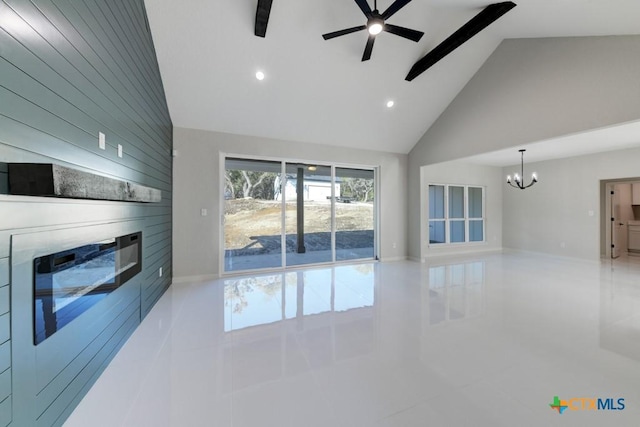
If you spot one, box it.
[224,198,374,253]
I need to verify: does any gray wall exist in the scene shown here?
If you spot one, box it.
[408,35,640,259]
[420,161,503,260]
[502,147,640,260]
[173,127,408,281]
[0,1,171,426]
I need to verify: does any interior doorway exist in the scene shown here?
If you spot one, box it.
[601,178,640,259]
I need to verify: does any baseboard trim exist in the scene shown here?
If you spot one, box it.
[422,247,503,261]
[380,256,409,262]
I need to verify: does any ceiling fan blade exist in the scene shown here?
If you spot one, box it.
[383,24,424,42]
[405,1,516,81]
[323,25,367,40]
[254,0,273,37]
[362,35,376,61]
[381,0,413,20]
[354,0,372,17]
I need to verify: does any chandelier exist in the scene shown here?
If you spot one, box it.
[506,149,538,189]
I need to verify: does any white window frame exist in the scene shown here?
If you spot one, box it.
[427,184,486,246]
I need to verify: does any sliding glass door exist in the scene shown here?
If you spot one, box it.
[224,159,282,271]
[285,163,333,266]
[335,168,375,261]
[223,157,376,273]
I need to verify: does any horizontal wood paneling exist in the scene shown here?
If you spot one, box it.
[0,369,10,404]
[0,396,10,427]
[142,268,171,316]
[0,342,9,374]
[38,309,140,427]
[0,260,7,287]
[0,0,172,425]
[0,315,8,346]
[35,295,139,415]
[1,1,170,150]
[0,287,8,316]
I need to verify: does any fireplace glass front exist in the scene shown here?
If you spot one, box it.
[33,232,141,345]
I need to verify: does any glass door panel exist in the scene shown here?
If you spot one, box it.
[285,163,333,266]
[224,158,282,272]
[335,168,375,261]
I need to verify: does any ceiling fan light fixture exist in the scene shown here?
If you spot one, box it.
[368,20,384,35]
[322,0,424,61]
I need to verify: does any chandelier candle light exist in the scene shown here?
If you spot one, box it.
[506,149,538,189]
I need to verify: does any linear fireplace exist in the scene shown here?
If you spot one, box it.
[11,220,146,426]
[33,232,141,345]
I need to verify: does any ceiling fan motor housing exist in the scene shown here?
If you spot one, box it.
[367,13,384,34]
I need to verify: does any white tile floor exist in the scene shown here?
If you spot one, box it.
[64,251,640,427]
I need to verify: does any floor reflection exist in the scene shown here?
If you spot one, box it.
[599,259,640,361]
[224,265,375,332]
[426,261,485,326]
[221,265,377,391]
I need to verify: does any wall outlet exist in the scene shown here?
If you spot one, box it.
[159,267,163,277]
[560,242,566,248]
[201,208,208,216]
[98,132,106,150]
[117,144,123,158]
[588,210,594,217]
[392,242,397,249]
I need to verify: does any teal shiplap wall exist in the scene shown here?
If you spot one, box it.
[0,0,172,426]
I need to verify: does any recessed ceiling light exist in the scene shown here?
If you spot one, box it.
[255,71,265,81]
[386,100,395,108]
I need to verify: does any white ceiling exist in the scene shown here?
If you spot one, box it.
[144,0,640,154]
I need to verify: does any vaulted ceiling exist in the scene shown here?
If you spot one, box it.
[144,0,640,154]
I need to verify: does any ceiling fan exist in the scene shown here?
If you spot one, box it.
[322,0,424,62]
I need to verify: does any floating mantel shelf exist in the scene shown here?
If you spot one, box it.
[8,163,161,203]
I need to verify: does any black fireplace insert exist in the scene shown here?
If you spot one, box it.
[33,232,142,345]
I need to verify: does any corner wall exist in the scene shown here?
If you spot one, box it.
[172,127,408,280]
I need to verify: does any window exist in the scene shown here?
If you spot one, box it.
[428,185,484,244]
